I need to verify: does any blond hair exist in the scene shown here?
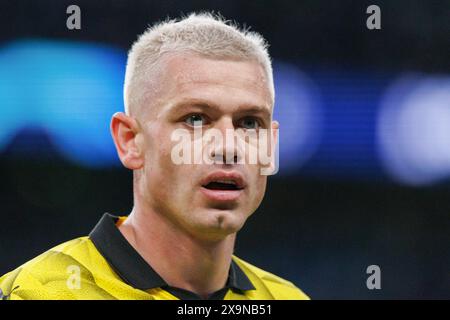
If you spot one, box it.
[123,12,274,115]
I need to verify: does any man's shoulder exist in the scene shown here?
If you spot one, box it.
[8,236,93,272]
[232,255,310,300]
[0,237,113,300]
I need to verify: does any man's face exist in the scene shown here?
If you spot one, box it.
[134,53,275,241]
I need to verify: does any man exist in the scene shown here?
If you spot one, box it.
[0,12,309,300]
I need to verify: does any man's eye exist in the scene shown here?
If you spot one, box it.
[239,117,260,129]
[185,114,205,127]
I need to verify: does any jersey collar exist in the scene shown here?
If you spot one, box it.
[89,213,255,294]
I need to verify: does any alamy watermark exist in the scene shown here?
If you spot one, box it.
[66,265,81,290]
[366,265,381,290]
[66,5,81,30]
[366,5,381,30]
[170,127,279,176]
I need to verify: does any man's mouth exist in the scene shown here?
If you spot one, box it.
[203,180,243,191]
[200,172,246,202]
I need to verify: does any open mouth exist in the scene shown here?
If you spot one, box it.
[203,180,243,191]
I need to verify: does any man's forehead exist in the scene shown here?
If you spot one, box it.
[161,53,270,94]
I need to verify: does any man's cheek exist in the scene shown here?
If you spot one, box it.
[253,176,267,201]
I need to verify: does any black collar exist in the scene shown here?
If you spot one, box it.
[89,213,255,295]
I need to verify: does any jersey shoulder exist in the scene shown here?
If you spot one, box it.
[0,237,116,300]
[232,255,310,300]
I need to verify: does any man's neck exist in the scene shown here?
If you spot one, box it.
[118,205,236,298]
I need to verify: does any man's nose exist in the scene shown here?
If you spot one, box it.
[208,118,243,165]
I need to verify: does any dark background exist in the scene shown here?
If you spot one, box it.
[0,0,449,299]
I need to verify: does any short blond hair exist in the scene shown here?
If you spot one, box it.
[123,12,274,115]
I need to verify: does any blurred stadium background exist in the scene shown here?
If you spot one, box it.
[0,0,449,299]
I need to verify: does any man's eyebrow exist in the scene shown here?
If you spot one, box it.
[166,99,216,113]
[236,105,271,119]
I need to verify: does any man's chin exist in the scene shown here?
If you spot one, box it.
[190,208,246,240]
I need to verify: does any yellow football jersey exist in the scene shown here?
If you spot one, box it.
[0,213,309,300]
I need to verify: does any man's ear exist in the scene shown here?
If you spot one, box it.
[110,112,144,170]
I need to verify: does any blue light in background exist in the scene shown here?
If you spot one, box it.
[273,62,323,173]
[301,69,390,179]
[0,39,126,167]
[377,74,450,186]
